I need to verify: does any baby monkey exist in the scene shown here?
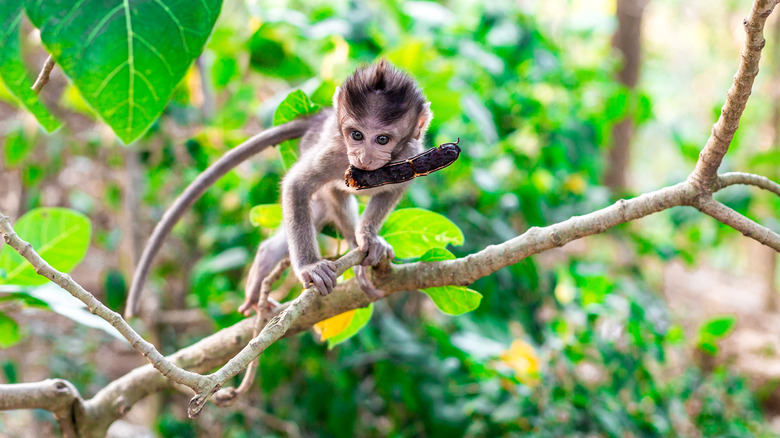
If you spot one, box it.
[238,60,432,314]
[124,60,431,318]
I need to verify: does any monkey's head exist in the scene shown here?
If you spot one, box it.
[334,59,432,171]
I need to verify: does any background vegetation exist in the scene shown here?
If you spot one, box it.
[1,0,779,436]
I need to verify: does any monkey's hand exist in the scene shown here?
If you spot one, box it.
[357,233,395,267]
[354,233,393,299]
[299,260,338,296]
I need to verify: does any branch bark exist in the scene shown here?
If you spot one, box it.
[694,197,780,251]
[717,171,780,197]
[688,0,778,191]
[0,379,83,437]
[31,55,55,95]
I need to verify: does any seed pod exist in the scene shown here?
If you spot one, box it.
[345,139,462,190]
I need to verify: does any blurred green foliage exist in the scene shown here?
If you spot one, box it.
[1,0,778,436]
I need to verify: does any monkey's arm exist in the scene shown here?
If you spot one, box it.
[357,186,406,267]
[125,118,313,319]
[281,165,338,296]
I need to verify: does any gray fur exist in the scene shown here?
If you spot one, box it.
[240,60,431,313]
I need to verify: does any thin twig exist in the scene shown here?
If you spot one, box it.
[31,55,55,95]
[188,250,364,417]
[214,258,290,407]
[0,213,210,392]
[717,171,780,197]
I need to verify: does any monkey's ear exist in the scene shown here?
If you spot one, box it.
[332,86,341,111]
[413,102,433,140]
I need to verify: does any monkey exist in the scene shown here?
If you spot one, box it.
[125,59,431,319]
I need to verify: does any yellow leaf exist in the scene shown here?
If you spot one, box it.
[563,174,587,195]
[313,309,356,341]
[499,339,540,382]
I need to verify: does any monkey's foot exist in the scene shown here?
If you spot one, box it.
[299,260,338,296]
[238,295,281,317]
[355,265,384,299]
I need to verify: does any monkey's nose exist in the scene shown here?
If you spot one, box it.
[357,159,375,170]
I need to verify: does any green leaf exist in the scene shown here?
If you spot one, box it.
[2,126,33,167]
[419,248,481,315]
[420,247,456,262]
[0,1,60,131]
[18,283,124,341]
[0,313,21,348]
[24,0,223,143]
[249,204,283,229]
[327,304,373,349]
[422,286,482,315]
[248,24,313,80]
[380,208,464,259]
[699,315,736,338]
[0,208,91,286]
[696,315,736,356]
[273,90,320,169]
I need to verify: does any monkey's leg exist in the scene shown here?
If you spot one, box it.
[238,199,329,315]
[322,189,384,299]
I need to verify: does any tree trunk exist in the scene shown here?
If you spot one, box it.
[605,0,648,190]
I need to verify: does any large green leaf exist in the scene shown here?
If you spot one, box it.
[419,248,481,315]
[24,0,222,143]
[0,0,60,131]
[0,208,91,286]
[0,284,125,341]
[380,208,464,259]
[273,90,320,170]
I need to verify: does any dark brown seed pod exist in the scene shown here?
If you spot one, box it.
[345,139,462,190]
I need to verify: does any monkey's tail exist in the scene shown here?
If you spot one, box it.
[125,118,313,318]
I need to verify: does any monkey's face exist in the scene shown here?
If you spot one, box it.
[341,117,412,171]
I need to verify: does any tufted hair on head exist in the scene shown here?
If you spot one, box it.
[337,59,426,126]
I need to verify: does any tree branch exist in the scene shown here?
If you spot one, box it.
[717,171,780,197]
[0,379,82,438]
[688,0,778,191]
[187,250,364,417]
[214,258,289,407]
[31,55,55,95]
[0,213,209,391]
[694,197,780,251]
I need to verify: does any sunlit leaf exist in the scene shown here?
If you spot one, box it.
[249,204,283,229]
[313,309,355,341]
[273,90,320,169]
[0,313,21,348]
[327,304,373,348]
[380,208,463,259]
[25,0,223,143]
[17,283,124,341]
[421,285,482,315]
[497,339,540,383]
[0,0,60,131]
[0,208,91,286]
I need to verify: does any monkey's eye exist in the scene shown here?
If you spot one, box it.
[376,135,390,145]
[350,130,364,141]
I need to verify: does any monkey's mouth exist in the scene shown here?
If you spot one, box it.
[351,161,384,171]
